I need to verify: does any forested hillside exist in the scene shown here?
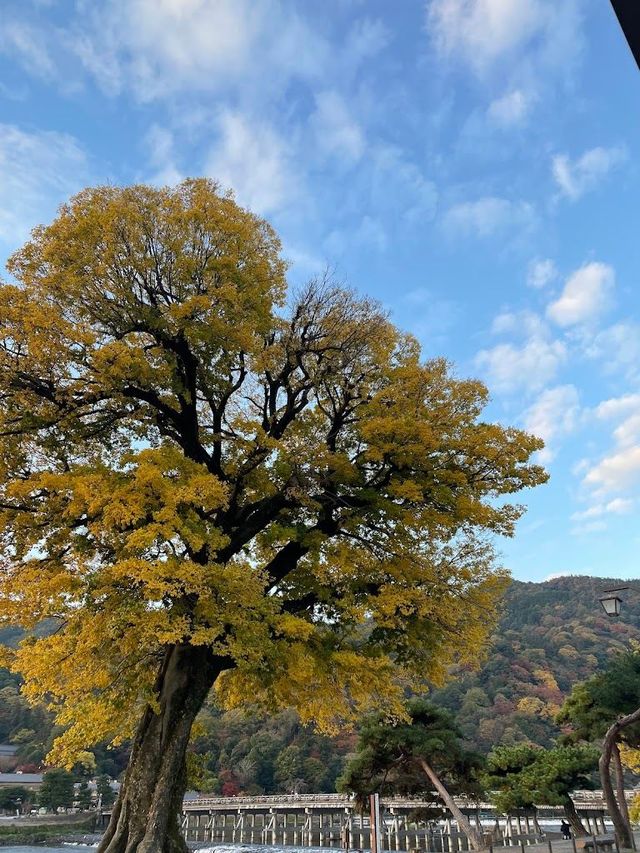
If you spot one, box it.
[1,575,639,791]
[432,576,640,752]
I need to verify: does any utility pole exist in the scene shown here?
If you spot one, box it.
[610,0,640,70]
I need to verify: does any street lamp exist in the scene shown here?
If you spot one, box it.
[599,587,629,618]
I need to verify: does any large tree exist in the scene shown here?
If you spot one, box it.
[338,699,486,850]
[0,180,546,853]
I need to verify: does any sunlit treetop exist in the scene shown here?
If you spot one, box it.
[0,179,547,765]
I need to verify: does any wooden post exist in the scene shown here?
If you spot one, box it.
[371,794,382,853]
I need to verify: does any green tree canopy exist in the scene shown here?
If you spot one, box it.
[339,699,486,849]
[338,698,482,801]
[38,768,75,811]
[557,648,640,745]
[96,774,116,808]
[484,744,598,818]
[0,785,31,812]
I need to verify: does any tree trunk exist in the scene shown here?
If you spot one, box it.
[599,707,640,850]
[563,796,588,838]
[98,644,229,853]
[418,758,485,851]
[613,743,632,829]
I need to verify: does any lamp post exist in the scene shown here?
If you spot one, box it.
[599,588,628,618]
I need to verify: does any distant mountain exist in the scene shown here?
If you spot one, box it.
[431,575,640,751]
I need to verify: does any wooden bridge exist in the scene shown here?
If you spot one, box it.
[173,791,619,850]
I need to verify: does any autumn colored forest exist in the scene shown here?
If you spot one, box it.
[1,574,637,795]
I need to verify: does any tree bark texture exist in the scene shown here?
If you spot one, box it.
[613,743,632,828]
[98,645,228,853]
[563,796,588,838]
[418,758,486,851]
[599,707,640,850]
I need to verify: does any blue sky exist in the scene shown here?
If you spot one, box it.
[1,0,639,584]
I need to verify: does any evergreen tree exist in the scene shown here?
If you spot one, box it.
[338,699,485,850]
[484,744,598,836]
[96,774,116,808]
[76,779,93,809]
[0,785,30,813]
[38,768,75,811]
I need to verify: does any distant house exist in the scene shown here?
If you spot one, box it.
[0,772,43,789]
[0,744,18,759]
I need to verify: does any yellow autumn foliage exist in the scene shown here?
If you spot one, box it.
[0,179,547,768]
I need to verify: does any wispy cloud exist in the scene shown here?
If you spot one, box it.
[72,0,329,102]
[571,498,633,521]
[443,196,535,239]
[523,384,580,463]
[0,19,55,78]
[310,91,365,166]
[425,0,585,98]
[426,0,544,73]
[206,111,301,216]
[487,89,531,126]
[144,125,183,187]
[552,146,626,201]
[527,258,557,289]
[582,322,640,382]
[0,124,88,248]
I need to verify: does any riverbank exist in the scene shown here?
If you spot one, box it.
[0,814,98,847]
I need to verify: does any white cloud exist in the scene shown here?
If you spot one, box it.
[425,0,584,90]
[487,89,530,126]
[546,262,614,327]
[475,336,566,394]
[491,309,546,338]
[0,124,88,247]
[145,125,183,186]
[571,498,633,521]
[72,0,328,100]
[522,384,579,462]
[552,146,626,201]
[613,413,640,448]
[311,91,365,165]
[583,447,640,495]
[582,393,640,496]
[527,258,557,289]
[206,111,299,216]
[594,393,640,421]
[443,196,535,239]
[426,0,543,71]
[0,20,56,80]
[583,322,640,381]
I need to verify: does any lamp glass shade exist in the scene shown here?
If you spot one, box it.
[599,595,622,617]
